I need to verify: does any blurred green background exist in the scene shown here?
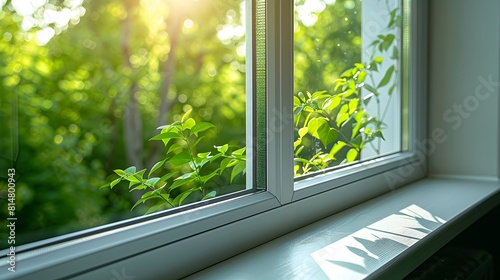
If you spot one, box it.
[0,0,360,247]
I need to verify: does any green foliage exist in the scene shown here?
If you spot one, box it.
[292,59,385,175]
[0,0,401,245]
[292,4,401,176]
[100,109,246,214]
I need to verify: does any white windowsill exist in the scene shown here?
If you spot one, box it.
[186,176,500,279]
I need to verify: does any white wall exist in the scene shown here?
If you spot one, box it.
[428,0,500,178]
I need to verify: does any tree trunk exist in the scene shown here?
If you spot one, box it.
[146,12,184,169]
[121,2,144,203]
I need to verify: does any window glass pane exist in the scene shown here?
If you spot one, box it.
[293,0,402,178]
[0,0,251,247]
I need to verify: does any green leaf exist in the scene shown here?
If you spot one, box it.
[334,79,346,91]
[294,145,304,156]
[336,113,349,128]
[149,132,180,141]
[298,127,308,138]
[149,159,166,177]
[348,99,359,115]
[340,67,357,78]
[357,71,367,83]
[336,104,350,127]
[208,153,223,163]
[144,203,168,215]
[324,96,342,113]
[197,151,211,158]
[350,134,363,149]
[126,169,146,183]
[99,182,111,189]
[190,122,215,136]
[175,171,196,181]
[391,46,399,60]
[294,104,305,117]
[317,124,337,147]
[363,84,380,96]
[181,109,192,122]
[380,34,395,51]
[377,65,395,88]
[293,96,301,106]
[311,90,327,99]
[110,178,122,188]
[200,170,219,184]
[374,130,386,140]
[225,159,239,168]
[175,190,194,206]
[346,148,359,162]
[231,147,246,157]
[220,158,231,173]
[329,141,346,158]
[124,166,137,175]
[202,191,216,200]
[159,172,177,183]
[131,191,158,210]
[183,118,196,131]
[354,63,365,69]
[192,136,206,147]
[130,184,147,192]
[373,56,383,64]
[215,144,229,153]
[388,8,398,28]
[145,177,161,187]
[298,92,306,102]
[114,169,126,176]
[348,79,356,90]
[167,143,182,154]
[169,177,195,190]
[307,117,325,138]
[169,151,192,166]
[230,161,246,183]
[388,84,396,96]
[307,118,336,147]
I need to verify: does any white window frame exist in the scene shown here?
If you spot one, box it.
[0,0,427,279]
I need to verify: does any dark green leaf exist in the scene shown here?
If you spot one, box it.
[200,170,219,184]
[377,65,395,88]
[167,143,182,154]
[202,191,216,200]
[190,122,215,136]
[363,84,380,96]
[329,141,346,158]
[230,161,246,183]
[176,190,194,206]
[144,203,167,215]
[169,151,192,166]
[169,177,195,190]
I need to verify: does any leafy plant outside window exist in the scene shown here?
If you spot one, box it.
[101,3,401,214]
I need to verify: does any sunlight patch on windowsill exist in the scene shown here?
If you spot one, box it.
[311,204,446,279]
